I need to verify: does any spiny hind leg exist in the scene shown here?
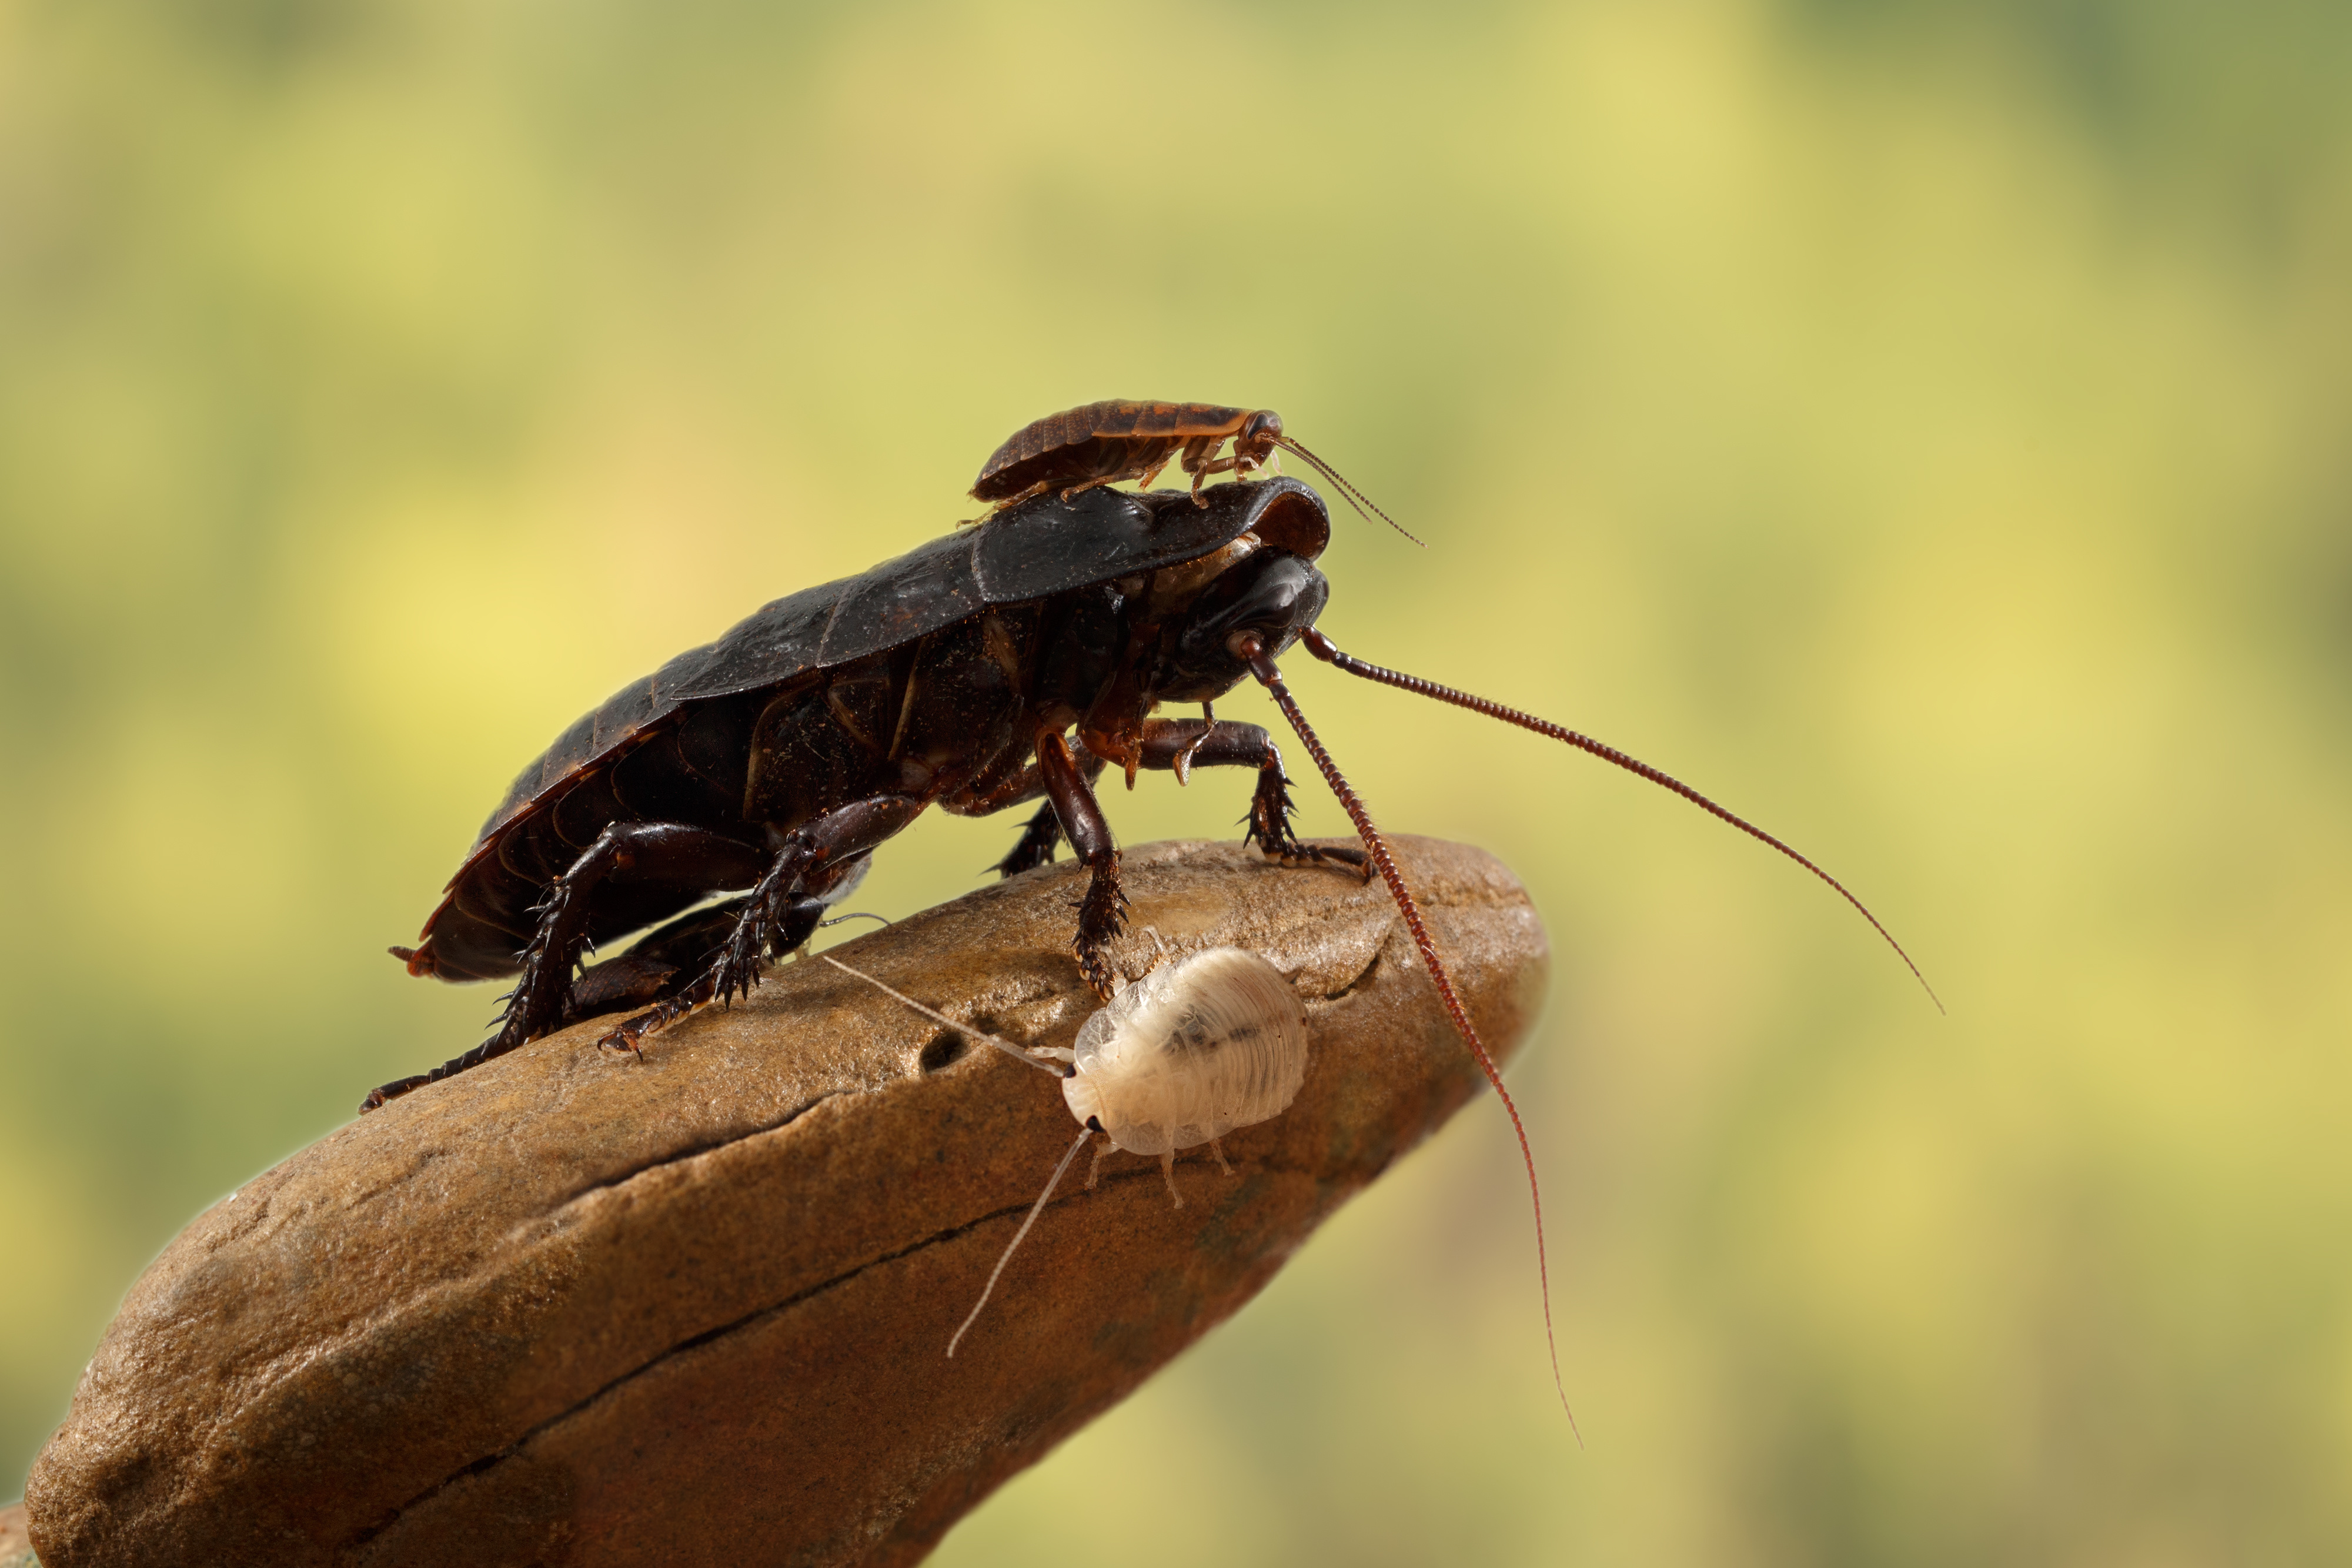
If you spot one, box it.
[362,823,769,1112]
[992,801,1062,878]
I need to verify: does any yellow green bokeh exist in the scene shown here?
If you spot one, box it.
[5,1,2350,1560]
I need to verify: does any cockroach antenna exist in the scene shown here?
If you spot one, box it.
[1238,635,1580,1442]
[1274,436,1426,548]
[1295,627,1943,1012]
[818,955,1064,1077]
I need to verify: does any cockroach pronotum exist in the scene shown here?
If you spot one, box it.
[969,399,1422,544]
[374,450,1935,1421]
[821,944,1311,1358]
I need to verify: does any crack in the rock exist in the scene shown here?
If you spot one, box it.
[551,1091,845,1211]
[338,1149,1347,1557]
[1316,945,1382,1002]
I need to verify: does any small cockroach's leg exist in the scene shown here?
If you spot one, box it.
[1240,636,1578,1437]
[1179,433,1224,503]
[1086,1135,1113,1191]
[1158,1151,1184,1209]
[598,794,927,1057]
[1208,1136,1234,1176]
[1037,730,1127,999]
[361,823,770,1112]
[1297,628,1942,1009]
[947,1121,1098,1359]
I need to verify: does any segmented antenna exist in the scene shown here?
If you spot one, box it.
[1273,436,1426,548]
[948,1124,1095,1359]
[1241,638,1579,1441]
[820,955,1064,1076]
[1298,628,1941,1011]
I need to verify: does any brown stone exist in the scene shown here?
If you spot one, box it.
[0,1502,34,1568]
[28,837,1546,1567]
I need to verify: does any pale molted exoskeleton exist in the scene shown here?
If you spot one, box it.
[824,943,1308,1356]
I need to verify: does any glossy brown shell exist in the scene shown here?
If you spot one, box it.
[971,400,1259,502]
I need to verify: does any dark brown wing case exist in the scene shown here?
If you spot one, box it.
[463,477,1329,855]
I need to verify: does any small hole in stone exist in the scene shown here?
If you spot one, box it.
[920,1031,968,1073]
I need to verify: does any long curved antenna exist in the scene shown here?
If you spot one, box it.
[1241,636,1579,1440]
[1274,436,1426,547]
[1301,628,1942,1011]
[948,1124,1095,1358]
[821,955,1066,1076]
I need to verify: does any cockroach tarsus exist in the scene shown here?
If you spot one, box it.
[821,945,1310,1359]
[969,399,1424,546]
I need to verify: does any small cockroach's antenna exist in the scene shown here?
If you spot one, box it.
[1299,628,1942,1012]
[1273,436,1427,548]
[821,955,1066,1077]
[948,1123,1095,1359]
[1239,636,1579,1441]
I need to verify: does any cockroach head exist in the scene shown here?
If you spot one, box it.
[1234,409,1284,469]
[1155,549,1328,702]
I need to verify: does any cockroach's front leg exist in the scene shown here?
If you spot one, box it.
[1037,729,1126,998]
[1131,718,1370,880]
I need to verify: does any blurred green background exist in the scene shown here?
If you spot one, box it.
[6,0,2351,1560]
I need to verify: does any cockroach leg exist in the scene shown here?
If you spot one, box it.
[991,801,1063,878]
[1128,717,1369,878]
[1239,634,1578,1437]
[1158,1150,1184,1209]
[1170,701,1215,784]
[1297,627,1942,1010]
[596,795,928,1057]
[1086,1134,1112,1191]
[1208,1136,1234,1176]
[1037,730,1127,999]
[362,823,770,1112]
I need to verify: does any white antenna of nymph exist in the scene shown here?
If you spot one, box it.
[820,955,1064,1076]
[946,1125,1094,1359]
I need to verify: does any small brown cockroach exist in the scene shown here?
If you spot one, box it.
[823,944,1309,1357]
[969,399,1422,544]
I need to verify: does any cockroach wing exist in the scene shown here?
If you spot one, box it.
[969,476,1327,600]
[466,479,1329,847]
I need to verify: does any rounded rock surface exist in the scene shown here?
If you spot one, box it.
[28,836,1548,1568]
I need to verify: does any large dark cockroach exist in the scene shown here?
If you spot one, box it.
[374,466,1933,1414]
[970,399,1421,544]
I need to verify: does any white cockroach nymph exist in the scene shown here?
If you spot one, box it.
[823,944,1309,1356]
